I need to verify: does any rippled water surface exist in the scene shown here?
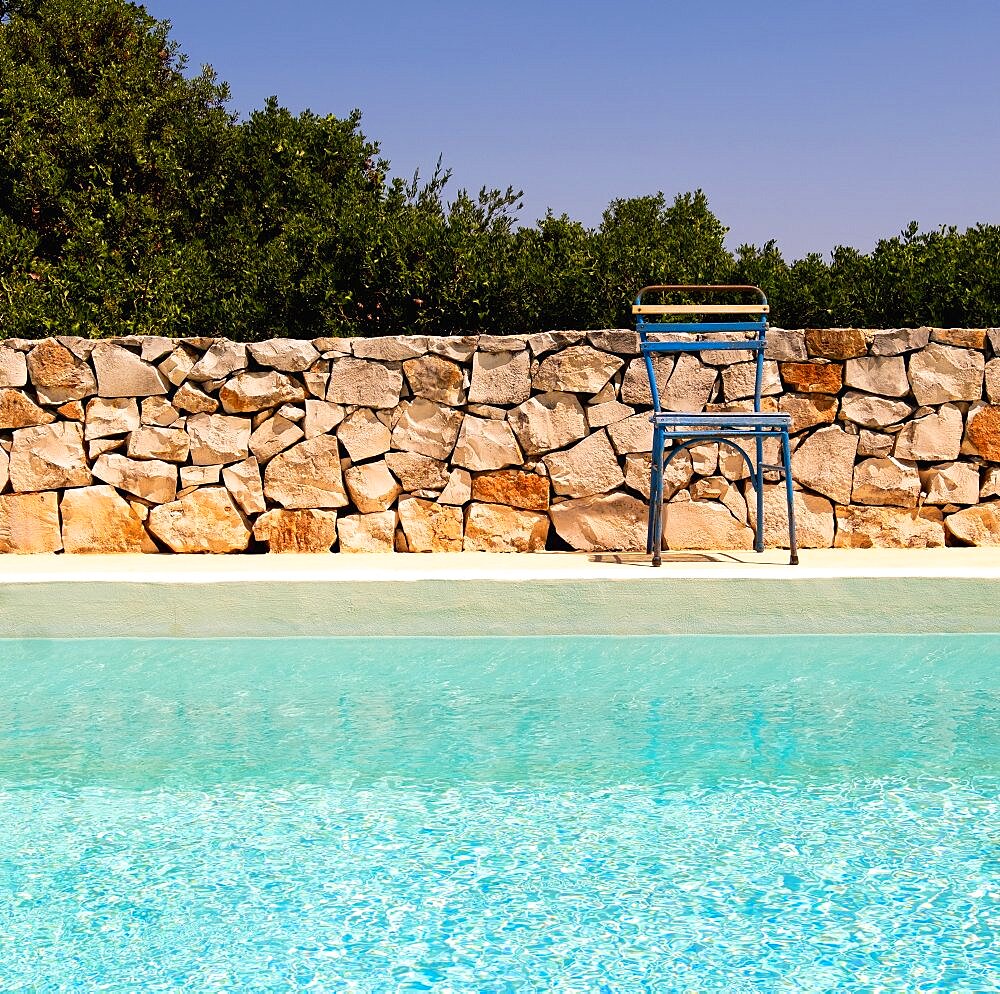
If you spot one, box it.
[1,635,998,991]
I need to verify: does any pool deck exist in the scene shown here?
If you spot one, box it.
[2,548,999,638]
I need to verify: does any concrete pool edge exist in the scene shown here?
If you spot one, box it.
[2,550,1000,637]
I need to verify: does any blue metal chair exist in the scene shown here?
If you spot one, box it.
[635,284,798,566]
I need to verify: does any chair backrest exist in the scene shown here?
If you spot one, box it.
[633,284,769,413]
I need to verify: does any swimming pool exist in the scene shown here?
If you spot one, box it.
[2,635,998,990]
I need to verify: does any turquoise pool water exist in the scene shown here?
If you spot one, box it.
[1,635,998,991]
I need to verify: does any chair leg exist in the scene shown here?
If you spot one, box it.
[646,426,662,555]
[781,430,799,566]
[651,434,665,567]
[754,434,765,553]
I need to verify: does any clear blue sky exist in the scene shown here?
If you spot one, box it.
[145,0,1000,259]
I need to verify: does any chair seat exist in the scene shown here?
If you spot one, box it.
[651,412,791,429]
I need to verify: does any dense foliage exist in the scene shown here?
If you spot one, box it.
[2,0,998,340]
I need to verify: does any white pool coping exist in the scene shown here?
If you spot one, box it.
[2,549,999,637]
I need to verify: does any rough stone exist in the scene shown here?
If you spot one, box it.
[509,392,587,456]
[476,335,527,354]
[247,339,319,372]
[246,414,302,464]
[352,336,428,361]
[690,442,720,476]
[0,445,7,492]
[397,497,463,551]
[0,349,28,388]
[452,416,522,471]
[851,457,921,507]
[662,355,717,412]
[188,341,248,381]
[586,401,635,429]
[128,425,190,463]
[606,413,653,455]
[220,370,306,413]
[621,354,672,406]
[140,337,173,362]
[532,346,622,395]
[792,426,860,504]
[844,355,909,397]
[61,485,156,553]
[438,468,473,505]
[179,465,222,491]
[586,330,640,355]
[543,430,624,498]
[141,396,180,426]
[908,344,984,405]
[403,354,466,406]
[426,336,479,362]
[9,422,91,491]
[344,460,401,513]
[302,369,329,399]
[384,452,450,492]
[984,359,1000,404]
[921,462,979,505]
[764,328,807,361]
[173,382,218,414]
[464,503,548,552]
[465,350,530,406]
[698,333,756,367]
[624,450,693,500]
[663,500,754,550]
[857,430,895,458]
[805,328,867,360]
[720,360,781,401]
[253,508,338,552]
[337,511,397,552]
[944,503,1000,546]
[746,486,835,549]
[893,404,963,462]
[221,457,266,516]
[779,362,843,394]
[779,392,838,432]
[965,404,1000,461]
[691,477,748,525]
[157,346,199,386]
[303,400,346,439]
[932,328,986,349]
[471,469,550,510]
[27,340,97,403]
[870,327,930,356]
[148,487,251,552]
[839,391,914,429]
[326,357,403,408]
[186,413,251,466]
[549,492,647,552]
[0,491,62,553]
[92,453,177,504]
[982,467,1000,499]
[263,434,349,509]
[56,401,84,421]
[834,506,945,548]
[91,343,169,398]
[337,409,391,462]
[528,331,588,356]
[391,399,463,460]
[0,388,55,430]
[83,397,139,440]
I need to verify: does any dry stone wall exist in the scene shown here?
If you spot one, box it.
[2,328,1000,553]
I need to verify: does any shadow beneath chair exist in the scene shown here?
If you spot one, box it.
[590,552,719,566]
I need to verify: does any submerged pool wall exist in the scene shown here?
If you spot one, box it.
[1,328,999,553]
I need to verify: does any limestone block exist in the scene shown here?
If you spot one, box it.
[839,391,914,429]
[173,382,218,414]
[857,430,894,458]
[9,422,91,491]
[779,392,838,433]
[532,346,622,395]
[586,401,635,429]
[932,328,986,349]
[352,336,428,361]
[509,392,587,456]
[157,346,200,386]
[779,362,842,394]
[982,467,1000,499]
[662,355,717,412]
[303,400,345,439]
[945,503,1000,546]
[844,355,909,397]
[907,344,984,405]
[390,399,463,461]
[140,337,173,362]
[851,457,921,507]
[549,492,647,551]
[984,359,1000,404]
[438,468,473,505]
[87,438,123,460]
[314,337,354,355]
[606,413,653,455]
[0,445,7,492]
[0,388,55,430]
[586,330,640,355]
[60,485,156,553]
[91,343,168,398]
[834,506,945,548]
[624,450,693,500]
[477,335,528,353]
[426,336,479,362]
[471,469,550,510]
[720,360,781,401]
[220,370,306,413]
[92,453,177,504]
[893,404,963,461]
[764,328,807,361]
[464,502,549,552]
[337,409,391,462]
[745,485,835,549]
[452,416,522,471]
[965,403,1000,461]
[148,487,251,553]
[326,357,403,408]
[84,397,139,440]
[690,477,747,525]
[248,415,304,464]
[384,452,450,492]
[0,349,27,388]
[621,354,672,406]
[127,425,190,463]
[698,333,756,366]
[56,401,84,421]
[344,460,401,513]
[528,331,588,356]
[179,465,222,490]
[247,339,318,373]
[663,500,754,550]
[403,354,467,406]
[263,435,349,509]
[187,341,248,381]
[921,462,980,506]
[718,446,751,482]
[397,496,463,551]
[0,491,62,553]
[337,511,397,552]
[466,350,531,406]
[543,430,624,498]
[805,328,867,360]
[222,457,266,516]
[141,396,180,427]
[792,426,859,504]
[302,369,329,399]
[253,508,337,552]
[869,327,930,356]
[690,442,720,477]
[186,413,251,466]
[26,340,97,404]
